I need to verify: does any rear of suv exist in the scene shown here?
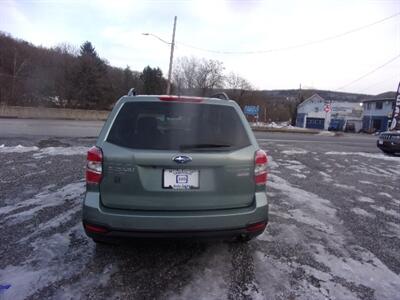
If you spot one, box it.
[82,94,268,243]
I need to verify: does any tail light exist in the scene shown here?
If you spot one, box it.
[255,149,268,186]
[86,146,103,184]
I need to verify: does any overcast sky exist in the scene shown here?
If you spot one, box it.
[1,0,399,95]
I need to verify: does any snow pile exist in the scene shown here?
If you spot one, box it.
[0,144,88,158]
[33,146,88,159]
[325,151,400,162]
[0,144,39,153]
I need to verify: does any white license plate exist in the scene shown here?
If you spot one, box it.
[378,140,383,145]
[163,169,199,189]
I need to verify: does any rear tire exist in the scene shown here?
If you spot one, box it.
[235,234,252,243]
[92,237,117,245]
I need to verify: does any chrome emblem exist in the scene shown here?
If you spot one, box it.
[172,155,192,164]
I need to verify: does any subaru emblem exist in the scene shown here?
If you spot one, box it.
[172,155,192,164]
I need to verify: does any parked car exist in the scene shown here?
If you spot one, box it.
[377,131,400,154]
[83,94,269,243]
[328,119,344,131]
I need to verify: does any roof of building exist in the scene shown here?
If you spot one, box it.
[362,91,396,103]
[299,93,364,106]
[362,98,395,103]
[373,91,396,99]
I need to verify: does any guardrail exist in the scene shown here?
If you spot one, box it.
[0,105,109,121]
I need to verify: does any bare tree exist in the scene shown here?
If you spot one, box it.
[225,72,252,91]
[173,56,225,96]
[196,59,225,95]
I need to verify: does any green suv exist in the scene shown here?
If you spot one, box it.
[82,94,268,243]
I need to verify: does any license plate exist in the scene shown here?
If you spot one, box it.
[378,140,383,145]
[163,169,199,189]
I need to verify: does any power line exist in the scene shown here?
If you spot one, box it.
[175,12,400,55]
[355,74,399,93]
[337,53,400,91]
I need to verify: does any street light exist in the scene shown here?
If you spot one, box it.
[141,33,170,45]
[142,16,177,95]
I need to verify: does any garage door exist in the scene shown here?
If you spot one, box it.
[306,118,325,129]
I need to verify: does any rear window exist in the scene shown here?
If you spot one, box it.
[107,102,251,151]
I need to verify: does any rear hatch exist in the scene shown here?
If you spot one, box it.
[99,100,256,211]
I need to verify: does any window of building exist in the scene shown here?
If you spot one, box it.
[393,101,396,110]
[375,102,383,110]
[314,107,319,112]
[366,102,371,110]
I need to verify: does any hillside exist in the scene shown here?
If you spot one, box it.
[258,89,374,102]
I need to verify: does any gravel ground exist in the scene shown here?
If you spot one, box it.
[0,134,399,300]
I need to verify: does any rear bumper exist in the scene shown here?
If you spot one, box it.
[82,191,268,240]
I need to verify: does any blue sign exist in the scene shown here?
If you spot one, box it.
[244,105,259,116]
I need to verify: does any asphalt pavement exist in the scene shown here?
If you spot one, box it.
[0,119,399,300]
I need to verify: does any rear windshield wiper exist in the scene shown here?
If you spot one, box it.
[180,143,232,151]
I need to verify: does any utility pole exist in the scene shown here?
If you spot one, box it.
[166,16,177,95]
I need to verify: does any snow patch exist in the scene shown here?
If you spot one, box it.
[325,151,400,162]
[291,173,307,179]
[370,205,399,218]
[0,224,97,300]
[33,146,88,159]
[0,181,85,223]
[378,192,392,199]
[357,196,375,203]
[358,180,375,185]
[317,131,336,136]
[285,164,307,173]
[281,149,308,155]
[312,244,400,300]
[0,144,39,153]
[351,208,375,218]
[167,244,230,300]
[333,183,362,193]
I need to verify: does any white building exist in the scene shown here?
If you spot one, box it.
[296,94,363,131]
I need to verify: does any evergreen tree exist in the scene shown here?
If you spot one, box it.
[74,41,108,108]
[140,66,166,94]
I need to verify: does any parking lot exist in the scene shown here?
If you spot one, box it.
[0,120,399,300]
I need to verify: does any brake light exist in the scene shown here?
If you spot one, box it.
[246,221,267,232]
[86,146,103,184]
[84,223,108,233]
[159,95,203,102]
[255,149,268,185]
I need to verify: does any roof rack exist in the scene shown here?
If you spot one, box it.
[211,92,230,100]
[127,88,137,96]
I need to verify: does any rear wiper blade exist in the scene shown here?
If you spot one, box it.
[180,143,232,150]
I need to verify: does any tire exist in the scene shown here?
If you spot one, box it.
[235,234,252,243]
[92,237,117,245]
[381,150,394,155]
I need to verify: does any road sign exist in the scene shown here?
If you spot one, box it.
[324,103,331,113]
[244,105,259,116]
[390,81,400,131]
